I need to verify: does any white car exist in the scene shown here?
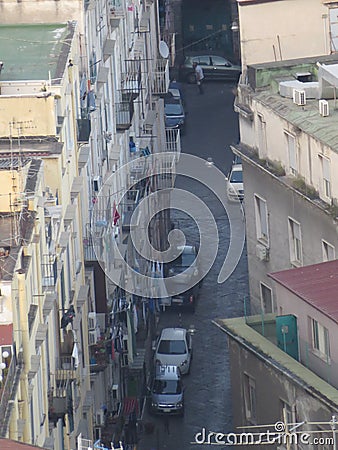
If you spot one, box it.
[226,163,244,202]
[153,328,192,375]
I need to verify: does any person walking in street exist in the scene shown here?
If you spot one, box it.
[193,61,204,94]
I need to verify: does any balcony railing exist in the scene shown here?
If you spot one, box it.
[165,128,181,161]
[41,254,58,287]
[109,0,125,18]
[0,351,23,437]
[116,95,135,130]
[89,341,111,372]
[156,153,176,190]
[122,60,142,99]
[152,59,170,95]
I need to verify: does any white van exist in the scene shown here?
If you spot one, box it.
[153,328,192,375]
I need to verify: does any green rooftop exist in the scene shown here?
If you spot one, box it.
[0,23,74,82]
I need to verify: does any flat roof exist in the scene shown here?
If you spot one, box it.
[0,23,74,82]
[214,316,338,410]
[254,89,338,153]
[268,260,338,324]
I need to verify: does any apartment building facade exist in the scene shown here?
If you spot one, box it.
[269,260,338,390]
[0,21,92,449]
[214,315,338,449]
[237,0,336,77]
[232,53,338,314]
[0,0,176,448]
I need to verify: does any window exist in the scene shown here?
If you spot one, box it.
[212,56,227,66]
[322,240,335,262]
[195,56,210,66]
[285,132,297,175]
[288,218,302,265]
[279,399,292,428]
[311,318,330,359]
[243,374,256,422]
[319,155,331,199]
[254,195,269,245]
[260,283,273,313]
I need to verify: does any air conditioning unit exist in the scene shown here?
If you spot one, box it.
[256,243,269,262]
[89,330,97,345]
[319,99,329,117]
[96,410,105,426]
[88,312,97,330]
[293,89,306,106]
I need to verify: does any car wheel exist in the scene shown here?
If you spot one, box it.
[186,72,196,84]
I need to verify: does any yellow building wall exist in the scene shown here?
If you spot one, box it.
[0,96,56,137]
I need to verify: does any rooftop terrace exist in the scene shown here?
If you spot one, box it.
[214,314,338,410]
[0,23,74,82]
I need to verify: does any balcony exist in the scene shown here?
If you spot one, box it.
[48,378,73,425]
[156,153,176,190]
[77,118,91,143]
[54,355,77,389]
[121,189,141,233]
[122,60,142,100]
[89,340,111,373]
[152,59,170,95]
[41,254,58,288]
[115,94,135,130]
[109,0,125,18]
[165,128,181,161]
[0,351,23,437]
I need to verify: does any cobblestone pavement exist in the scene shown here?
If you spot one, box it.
[137,81,249,450]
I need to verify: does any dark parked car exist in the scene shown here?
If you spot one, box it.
[179,54,241,83]
[165,245,202,311]
[164,96,186,132]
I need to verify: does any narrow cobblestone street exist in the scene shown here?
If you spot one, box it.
[137,81,249,450]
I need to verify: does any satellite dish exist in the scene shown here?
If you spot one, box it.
[159,41,169,59]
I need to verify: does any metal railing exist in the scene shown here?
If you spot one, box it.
[115,96,134,130]
[154,153,176,190]
[122,59,142,98]
[152,59,170,95]
[0,352,23,436]
[109,0,125,17]
[165,128,181,160]
[41,254,57,287]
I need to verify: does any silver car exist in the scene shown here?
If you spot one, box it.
[149,364,184,416]
[153,328,192,375]
[179,54,241,84]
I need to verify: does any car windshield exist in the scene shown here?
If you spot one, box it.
[157,339,187,355]
[230,170,243,183]
[169,250,196,274]
[153,379,182,395]
[165,102,183,116]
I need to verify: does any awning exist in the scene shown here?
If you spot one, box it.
[122,397,138,417]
